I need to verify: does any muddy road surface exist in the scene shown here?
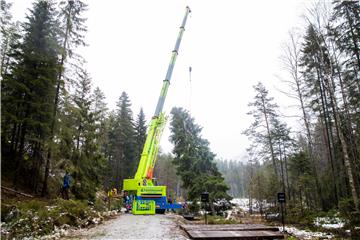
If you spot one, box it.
[65,213,189,240]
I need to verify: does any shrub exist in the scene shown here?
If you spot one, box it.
[1,198,104,239]
[188,201,200,214]
[339,198,360,226]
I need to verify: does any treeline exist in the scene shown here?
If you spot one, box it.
[216,160,248,198]
[219,1,360,215]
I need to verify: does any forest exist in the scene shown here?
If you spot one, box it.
[0,0,230,205]
[1,0,359,233]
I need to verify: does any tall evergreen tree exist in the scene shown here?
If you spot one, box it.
[134,108,147,162]
[104,110,119,189]
[112,92,136,189]
[300,24,341,207]
[72,68,92,160]
[1,0,60,190]
[68,69,106,199]
[244,82,280,181]
[92,87,108,153]
[271,119,294,202]
[42,0,88,196]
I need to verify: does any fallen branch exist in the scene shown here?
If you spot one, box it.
[1,186,34,198]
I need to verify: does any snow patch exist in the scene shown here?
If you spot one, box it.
[314,217,345,229]
[283,226,334,239]
[230,198,249,211]
[230,198,270,213]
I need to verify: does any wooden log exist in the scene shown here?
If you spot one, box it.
[1,186,34,198]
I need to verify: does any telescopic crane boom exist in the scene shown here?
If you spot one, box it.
[123,6,191,215]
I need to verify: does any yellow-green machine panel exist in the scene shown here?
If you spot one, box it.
[132,200,155,215]
[138,186,166,196]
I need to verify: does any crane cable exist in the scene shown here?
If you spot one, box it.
[189,66,192,112]
[187,7,192,113]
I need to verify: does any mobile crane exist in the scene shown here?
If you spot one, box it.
[123,6,191,215]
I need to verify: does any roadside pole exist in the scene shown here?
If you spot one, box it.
[277,192,286,232]
[201,192,209,225]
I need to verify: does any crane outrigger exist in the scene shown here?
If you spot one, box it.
[123,6,191,215]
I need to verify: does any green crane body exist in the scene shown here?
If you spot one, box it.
[123,6,191,215]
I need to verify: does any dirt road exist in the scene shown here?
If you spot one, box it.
[65,213,189,240]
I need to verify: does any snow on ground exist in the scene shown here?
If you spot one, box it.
[283,226,334,239]
[230,198,249,211]
[230,198,343,239]
[314,216,345,229]
[230,198,271,213]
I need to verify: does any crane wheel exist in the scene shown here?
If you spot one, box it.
[156,209,166,214]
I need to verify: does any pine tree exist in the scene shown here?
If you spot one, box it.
[271,119,293,200]
[300,24,341,207]
[1,0,60,190]
[72,68,93,160]
[112,92,136,189]
[42,0,88,196]
[244,82,280,182]
[104,111,119,189]
[288,151,314,212]
[92,87,108,146]
[134,108,147,162]
[68,69,106,200]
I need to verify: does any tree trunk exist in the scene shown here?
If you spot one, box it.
[316,26,359,209]
[299,189,303,215]
[10,123,18,153]
[332,42,358,169]
[13,121,27,189]
[42,3,72,197]
[286,32,325,209]
[316,61,339,206]
[261,97,279,179]
[318,26,360,211]
[326,73,359,210]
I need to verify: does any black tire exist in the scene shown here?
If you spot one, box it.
[156,209,166,214]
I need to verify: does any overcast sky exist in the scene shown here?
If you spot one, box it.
[11,0,310,160]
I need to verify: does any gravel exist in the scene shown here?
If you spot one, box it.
[63,213,189,240]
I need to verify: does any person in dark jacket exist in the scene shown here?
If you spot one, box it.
[62,171,71,200]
